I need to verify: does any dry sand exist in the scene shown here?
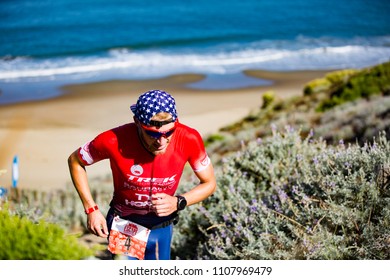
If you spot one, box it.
[0,70,329,191]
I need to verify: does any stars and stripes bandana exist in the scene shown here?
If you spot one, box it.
[130,90,178,126]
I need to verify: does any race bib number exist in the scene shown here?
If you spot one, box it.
[108,216,151,260]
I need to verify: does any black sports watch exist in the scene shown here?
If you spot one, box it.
[176,195,187,211]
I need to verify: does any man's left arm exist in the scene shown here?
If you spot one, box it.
[179,163,216,206]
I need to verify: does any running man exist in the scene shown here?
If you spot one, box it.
[68,89,216,260]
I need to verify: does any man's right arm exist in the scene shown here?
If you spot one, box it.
[68,150,108,237]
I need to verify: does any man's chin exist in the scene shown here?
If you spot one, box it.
[150,145,168,155]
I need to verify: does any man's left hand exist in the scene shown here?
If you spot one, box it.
[151,193,177,216]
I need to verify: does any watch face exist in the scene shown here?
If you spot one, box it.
[177,196,187,210]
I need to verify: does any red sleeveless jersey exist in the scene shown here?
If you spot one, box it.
[78,122,210,216]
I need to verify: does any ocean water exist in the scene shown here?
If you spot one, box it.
[0,0,390,104]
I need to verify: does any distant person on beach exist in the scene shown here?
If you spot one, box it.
[68,89,216,260]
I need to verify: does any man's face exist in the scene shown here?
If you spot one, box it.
[138,120,176,155]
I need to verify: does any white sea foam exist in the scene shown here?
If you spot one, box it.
[1,44,389,82]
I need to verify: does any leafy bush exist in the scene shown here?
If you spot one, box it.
[172,128,390,260]
[205,133,225,147]
[317,61,390,111]
[303,78,331,96]
[261,90,275,109]
[303,69,358,96]
[0,205,94,259]
[325,69,359,84]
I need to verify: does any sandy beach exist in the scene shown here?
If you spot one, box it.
[0,70,329,191]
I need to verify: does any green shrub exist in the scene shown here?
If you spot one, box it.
[0,205,94,259]
[318,61,390,111]
[303,78,331,96]
[325,69,359,84]
[172,128,390,260]
[261,90,275,109]
[303,69,358,96]
[205,133,225,147]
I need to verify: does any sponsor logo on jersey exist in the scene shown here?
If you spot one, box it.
[130,164,143,176]
[125,174,177,188]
